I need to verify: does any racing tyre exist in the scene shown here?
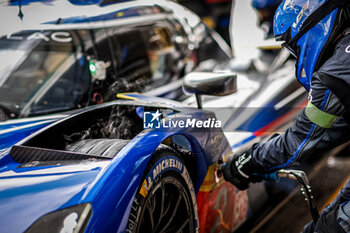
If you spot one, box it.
[66,139,130,158]
[127,145,199,233]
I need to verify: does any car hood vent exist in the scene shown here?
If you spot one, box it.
[10,145,111,163]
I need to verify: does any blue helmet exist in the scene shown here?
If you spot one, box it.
[274,0,350,90]
[252,0,282,10]
[252,0,283,37]
[69,0,100,5]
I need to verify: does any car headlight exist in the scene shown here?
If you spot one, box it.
[25,203,92,233]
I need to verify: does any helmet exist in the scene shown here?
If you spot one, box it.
[69,0,100,5]
[252,0,282,10]
[274,0,350,90]
[252,0,283,37]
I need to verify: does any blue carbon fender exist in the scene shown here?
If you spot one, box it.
[83,127,215,233]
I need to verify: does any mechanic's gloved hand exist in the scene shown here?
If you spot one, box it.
[222,150,261,190]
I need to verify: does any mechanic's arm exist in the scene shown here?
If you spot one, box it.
[251,72,345,172]
[223,72,345,189]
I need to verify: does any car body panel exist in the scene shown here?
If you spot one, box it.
[0,160,109,233]
[0,115,68,151]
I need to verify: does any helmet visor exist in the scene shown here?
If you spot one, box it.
[281,41,297,58]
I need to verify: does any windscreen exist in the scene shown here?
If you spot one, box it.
[0,30,91,119]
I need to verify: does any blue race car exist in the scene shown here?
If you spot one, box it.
[0,0,231,151]
[0,72,248,233]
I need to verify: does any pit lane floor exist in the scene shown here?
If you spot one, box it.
[248,143,350,233]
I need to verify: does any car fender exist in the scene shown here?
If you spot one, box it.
[85,124,225,232]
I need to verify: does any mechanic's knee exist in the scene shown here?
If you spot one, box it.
[313,203,349,233]
[337,202,350,233]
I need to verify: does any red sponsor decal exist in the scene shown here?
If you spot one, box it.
[197,182,248,233]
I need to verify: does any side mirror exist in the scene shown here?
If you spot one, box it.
[183,72,237,109]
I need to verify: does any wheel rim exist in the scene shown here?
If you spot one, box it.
[136,176,195,233]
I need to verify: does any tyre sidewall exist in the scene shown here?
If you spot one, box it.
[126,149,199,233]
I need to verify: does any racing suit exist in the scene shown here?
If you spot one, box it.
[249,32,350,232]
